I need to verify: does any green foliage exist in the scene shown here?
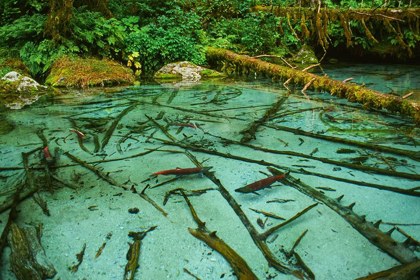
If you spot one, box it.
[205,12,282,55]
[0,0,21,25]
[0,7,126,78]
[124,7,205,75]
[0,14,46,49]
[239,13,281,54]
[0,0,49,26]
[69,8,126,57]
[19,40,67,78]
[1,0,419,80]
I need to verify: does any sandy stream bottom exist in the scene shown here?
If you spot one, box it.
[0,79,419,280]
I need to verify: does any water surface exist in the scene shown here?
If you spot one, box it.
[0,67,419,279]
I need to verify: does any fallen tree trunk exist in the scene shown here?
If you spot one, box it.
[206,47,420,124]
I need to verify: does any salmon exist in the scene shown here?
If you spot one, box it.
[43,146,54,163]
[235,174,285,194]
[70,129,87,138]
[172,123,196,129]
[152,166,212,176]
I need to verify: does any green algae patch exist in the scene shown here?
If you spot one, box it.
[46,56,135,88]
[0,117,14,135]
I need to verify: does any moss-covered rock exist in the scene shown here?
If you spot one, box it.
[0,71,47,93]
[291,45,319,65]
[154,61,225,82]
[46,56,135,88]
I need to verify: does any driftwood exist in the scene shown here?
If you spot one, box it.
[124,226,157,280]
[151,122,315,278]
[268,167,418,264]
[177,190,258,280]
[355,260,420,280]
[101,102,138,150]
[206,47,420,124]
[71,243,86,273]
[265,124,420,161]
[205,132,420,181]
[7,223,57,280]
[240,96,288,143]
[64,152,167,216]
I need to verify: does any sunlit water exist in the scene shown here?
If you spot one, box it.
[0,64,419,279]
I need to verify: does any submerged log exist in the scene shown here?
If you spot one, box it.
[355,260,420,280]
[179,190,258,280]
[7,223,56,280]
[268,167,418,264]
[206,47,420,124]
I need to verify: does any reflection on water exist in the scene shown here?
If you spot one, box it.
[0,69,419,279]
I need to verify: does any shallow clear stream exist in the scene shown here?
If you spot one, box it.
[1,63,419,279]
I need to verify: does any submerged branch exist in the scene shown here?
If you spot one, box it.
[101,102,138,150]
[268,167,418,264]
[240,96,288,143]
[153,137,420,197]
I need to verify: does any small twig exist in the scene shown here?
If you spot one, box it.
[253,55,296,69]
[283,77,292,90]
[51,175,79,190]
[288,229,309,258]
[302,63,320,72]
[133,185,168,216]
[71,243,86,273]
[249,208,286,220]
[259,203,318,240]
[343,77,354,83]
[380,155,397,172]
[301,77,316,97]
[400,92,414,100]
[183,268,201,280]
[149,177,179,189]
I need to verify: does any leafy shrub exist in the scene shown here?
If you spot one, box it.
[124,7,205,75]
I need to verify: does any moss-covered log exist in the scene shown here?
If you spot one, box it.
[253,7,420,23]
[206,47,420,124]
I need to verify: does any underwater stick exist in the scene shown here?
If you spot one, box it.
[101,101,137,150]
[178,189,259,280]
[268,167,419,264]
[153,136,420,197]
[240,96,288,143]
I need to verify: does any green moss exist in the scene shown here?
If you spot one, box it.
[153,72,182,81]
[201,69,226,78]
[46,56,135,88]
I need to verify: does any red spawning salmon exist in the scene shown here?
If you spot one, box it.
[43,146,54,163]
[152,166,212,176]
[235,174,285,194]
[70,129,87,138]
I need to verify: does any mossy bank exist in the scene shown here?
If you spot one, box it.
[46,56,135,88]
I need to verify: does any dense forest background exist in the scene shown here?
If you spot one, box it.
[0,0,419,81]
